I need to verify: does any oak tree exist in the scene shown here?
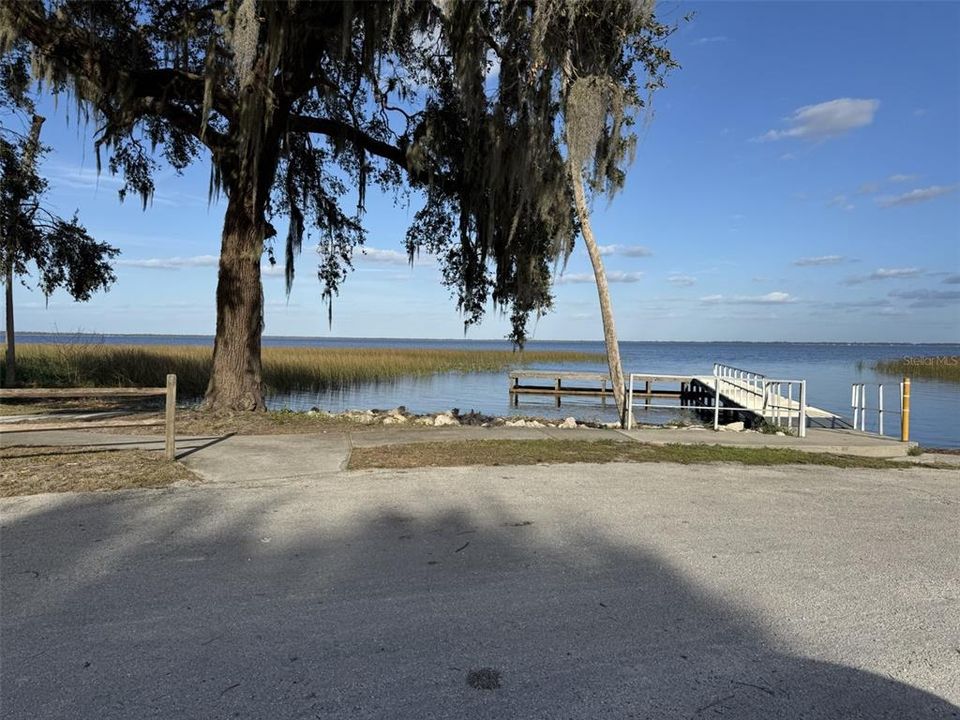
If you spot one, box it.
[1,1,676,413]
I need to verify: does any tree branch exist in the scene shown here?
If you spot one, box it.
[287,115,407,167]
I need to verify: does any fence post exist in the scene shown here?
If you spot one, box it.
[627,375,634,430]
[165,374,177,461]
[878,384,884,436]
[798,380,807,438]
[713,376,720,430]
[900,377,910,443]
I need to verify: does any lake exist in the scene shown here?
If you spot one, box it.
[11,333,960,448]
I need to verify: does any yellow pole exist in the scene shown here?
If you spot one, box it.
[900,377,910,443]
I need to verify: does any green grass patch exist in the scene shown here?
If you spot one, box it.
[1,343,602,397]
[873,356,960,383]
[348,439,922,470]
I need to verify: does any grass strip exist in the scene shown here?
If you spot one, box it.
[1,343,603,398]
[873,355,960,383]
[0,447,199,497]
[348,439,924,471]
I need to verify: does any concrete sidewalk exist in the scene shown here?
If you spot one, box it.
[2,421,924,483]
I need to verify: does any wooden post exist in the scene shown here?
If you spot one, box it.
[165,374,177,460]
[900,377,910,443]
[555,376,561,408]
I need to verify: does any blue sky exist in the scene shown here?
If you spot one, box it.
[8,1,959,342]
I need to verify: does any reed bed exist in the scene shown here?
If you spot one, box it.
[873,356,960,383]
[1,343,603,398]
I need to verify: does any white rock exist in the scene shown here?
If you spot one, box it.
[414,417,434,426]
[559,417,578,429]
[527,420,544,428]
[722,421,745,432]
[434,414,460,427]
[505,419,526,427]
[775,431,786,436]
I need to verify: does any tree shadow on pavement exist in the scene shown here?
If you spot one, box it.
[1,472,957,720]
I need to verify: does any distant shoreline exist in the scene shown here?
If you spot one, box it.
[4,332,958,347]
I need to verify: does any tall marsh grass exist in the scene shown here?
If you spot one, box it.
[873,356,960,383]
[1,343,603,398]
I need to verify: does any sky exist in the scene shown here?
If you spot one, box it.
[6,1,959,343]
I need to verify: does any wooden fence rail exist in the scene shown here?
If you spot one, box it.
[0,374,178,460]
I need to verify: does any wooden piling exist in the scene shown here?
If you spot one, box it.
[165,374,177,460]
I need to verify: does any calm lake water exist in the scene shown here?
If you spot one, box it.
[11,333,960,448]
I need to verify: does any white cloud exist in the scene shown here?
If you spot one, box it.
[844,267,924,285]
[757,98,879,142]
[597,244,653,257]
[876,185,956,208]
[943,274,960,285]
[668,274,697,287]
[691,36,729,46]
[793,255,846,267]
[887,174,917,183]
[889,288,960,308]
[358,248,413,265]
[556,271,643,285]
[701,291,796,305]
[116,255,219,270]
[827,194,854,211]
[262,264,285,277]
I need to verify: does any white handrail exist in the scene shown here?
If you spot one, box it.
[850,382,903,437]
[627,371,808,438]
[627,373,723,431]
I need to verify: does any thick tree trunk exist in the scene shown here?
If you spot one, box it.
[571,172,627,426]
[202,188,267,411]
[4,262,14,387]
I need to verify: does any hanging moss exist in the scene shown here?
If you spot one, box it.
[0,0,679,345]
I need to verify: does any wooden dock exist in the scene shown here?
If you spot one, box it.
[509,366,850,437]
[508,371,681,408]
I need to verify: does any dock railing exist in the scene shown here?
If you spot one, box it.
[759,379,808,437]
[713,362,765,407]
[850,379,910,441]
[627,371,808,437]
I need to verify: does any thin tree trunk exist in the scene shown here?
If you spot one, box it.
[570,171,627,426]
[201,188,267,412]
[3,115,45,388]
[4,262,14,386]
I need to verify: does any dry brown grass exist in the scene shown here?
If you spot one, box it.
[0,447,199,497]
[2,343,603,397]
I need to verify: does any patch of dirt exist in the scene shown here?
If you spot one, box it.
[0,447,199,497]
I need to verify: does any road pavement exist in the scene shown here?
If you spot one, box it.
[2,460,958,718]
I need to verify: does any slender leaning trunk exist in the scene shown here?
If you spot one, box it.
[4,262,14,386]
[202,187,268,411]
[570,172,627,426]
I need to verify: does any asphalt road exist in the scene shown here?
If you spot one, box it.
[2,462,958,719]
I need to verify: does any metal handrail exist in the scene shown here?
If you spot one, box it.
[627,373,724,431]
[850,382,904,437]
[626,372,808,438]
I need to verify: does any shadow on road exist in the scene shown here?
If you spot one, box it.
[1,481,956,719]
